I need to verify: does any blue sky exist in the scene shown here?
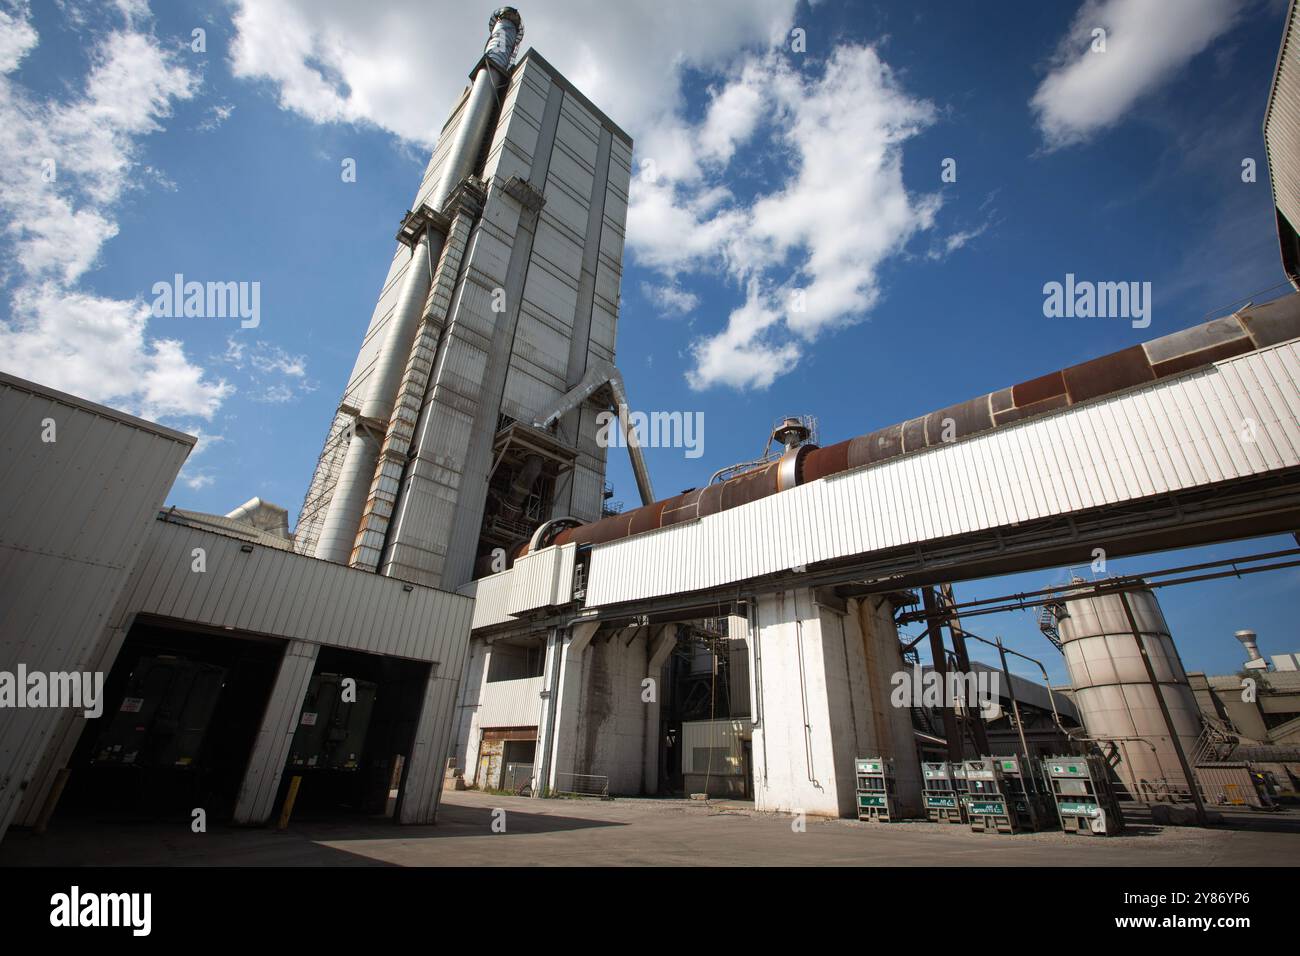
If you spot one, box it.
[0,0,1295,682]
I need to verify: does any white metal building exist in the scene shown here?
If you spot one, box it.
[0,371,474,843]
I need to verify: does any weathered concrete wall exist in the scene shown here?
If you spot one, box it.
[750,588,921,818]
[563,628,649,795]
[453,640,491,781]
[750,589,851,816]
[852,595,923,816]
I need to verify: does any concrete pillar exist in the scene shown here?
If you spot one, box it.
[451,639,491,782]
[750,588,920,819]
[853,595,923,816]
[533,621,597,794]
[233,640,319,825]
[642,625,676,795]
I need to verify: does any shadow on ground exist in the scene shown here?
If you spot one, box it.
[0,802,624,866]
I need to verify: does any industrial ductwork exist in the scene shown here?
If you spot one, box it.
[225,497,290,539]
[533,359,656,506]
[514,293,1300,559]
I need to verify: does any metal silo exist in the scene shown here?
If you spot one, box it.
[1056,586,1203,800]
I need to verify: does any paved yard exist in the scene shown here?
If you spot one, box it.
[2,790,1297,866]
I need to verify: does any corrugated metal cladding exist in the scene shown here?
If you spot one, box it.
[0,372,193,839]
[125,518,473,669]
[461,569,516,630]
[477,675,545,727]
[586,340,1300,607]
[506,543,575,615]
[458,543,574,630]
[1266,2,1299,238]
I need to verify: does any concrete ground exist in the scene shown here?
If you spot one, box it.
[3,790,1298,866]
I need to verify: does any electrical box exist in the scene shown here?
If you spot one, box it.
[921,761,964,824]
[855,757,897,822]
[288,673,378,771]
[1043,754,1125,835]
[93,656,227,769]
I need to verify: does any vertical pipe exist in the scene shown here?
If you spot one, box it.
[923,587,962,763]
[995,637,1043,829]
[360,229,438,423]
[608,373,656,505]
[534,626,562,797]
[314,425,380,564]
[941,583,990,755]
[429,67,502,212]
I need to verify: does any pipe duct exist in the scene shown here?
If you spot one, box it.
[513,292,1300,560]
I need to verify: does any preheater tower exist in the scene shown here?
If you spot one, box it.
[296,8,633,590]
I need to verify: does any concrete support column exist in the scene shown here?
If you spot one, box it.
[642,625,676,795]
[233,640,319,825]
[398,670,462,824]
[533,621,597,795]
[853,595,923,816]
[456,641,493,785]
[749,588,921,818]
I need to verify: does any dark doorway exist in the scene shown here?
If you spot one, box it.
[57,617,283,825]
[270,647,431,820]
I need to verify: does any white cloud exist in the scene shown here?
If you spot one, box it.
[1030,0,1242,149]
[0,2,37,73]
[927,220,992,261]
[226,1,938,391]
[221,336,316,403]
[179,430,225,490]
[641,281,699,316]
[0,285,231,419]
[198,102,235,132]
[0,3,226,421]
[687,280,799,391]
[632,45,940,389]
[228,0,798,146]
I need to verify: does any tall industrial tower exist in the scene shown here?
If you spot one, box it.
[295,8,637,591]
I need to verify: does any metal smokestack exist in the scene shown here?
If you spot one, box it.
[1235,629,1264,665]
[428,7,524,212]
[484,7,524,71]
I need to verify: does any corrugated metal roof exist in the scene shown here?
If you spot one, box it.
[163,507,295,550]
[584,340,1300,607]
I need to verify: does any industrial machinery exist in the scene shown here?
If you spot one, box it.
[92,656,227,769]
[1042,754,1125,835]
[921,761,965,823]
[855,757,898,822]
[288,673,378,771]
[962,756,1051,834]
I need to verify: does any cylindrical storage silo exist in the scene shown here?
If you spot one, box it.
[1056,586,1203,800]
